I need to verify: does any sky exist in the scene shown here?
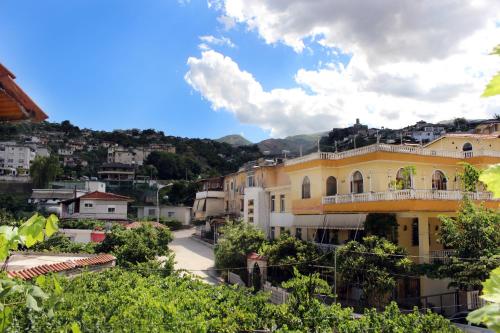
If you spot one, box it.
[1,1,499,142]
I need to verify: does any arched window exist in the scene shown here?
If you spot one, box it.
[326,176,337,196]
[396,168,412,189]
[302,176,311,199]
[351,171,364,194]
[462,142,472,152]
[432,170,447,190]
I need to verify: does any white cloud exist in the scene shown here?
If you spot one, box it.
[198,35,235,50]
[185,1,500,137]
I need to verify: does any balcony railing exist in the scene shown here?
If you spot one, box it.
[322,190,496,205]
[285,143,500,166]
[430,249,457,264]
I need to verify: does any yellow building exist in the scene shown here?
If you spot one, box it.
[275,134,499,299]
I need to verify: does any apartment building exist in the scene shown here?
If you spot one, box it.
[0,141,49,176]
[195,133,500,299]
[98,163,135,187]
[107,144,175,166]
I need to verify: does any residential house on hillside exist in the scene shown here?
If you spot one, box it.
[0,141,50,178]
[60,191,132,221]
[98,162,135,187]
[136,205,192,225]
[474,119,500,135]
[192,176,225,223]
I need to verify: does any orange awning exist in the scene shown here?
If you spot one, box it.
[0,63,47,122]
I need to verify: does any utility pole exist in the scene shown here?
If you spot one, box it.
[334,248,337,303]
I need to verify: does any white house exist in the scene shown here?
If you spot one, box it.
[136,205,192,225]
[61,191,132,221]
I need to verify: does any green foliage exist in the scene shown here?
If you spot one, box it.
[364,213,398,243]
[394,165,416,190]
[6,269,460,332]
[146,151,202,180]
[29,156,62,188]
[337,236,413,308]
[260,234,322,282]
[458,162,482,192]
[214,221,266,271]
[467,267,500,331]
[161,180,199,207]
[436,198,500,290]
[0,214,59,331]
[30,233,96,254]
[58,219,104,230]
[482,45,500,97]
[95,225,173,268]
[0,194,35,220]
[480,164,500,198]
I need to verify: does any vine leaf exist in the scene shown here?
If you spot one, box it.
[479,164,500,198]
[45,214,59,237]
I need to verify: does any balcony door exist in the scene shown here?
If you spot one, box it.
[351,171,364,194]
[432,170,447,190]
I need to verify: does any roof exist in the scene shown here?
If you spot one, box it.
[0,63,47,122]
[6,253,116,280]
[424,133,500,147]
[78,191,133,201]
[31,189,82,200]
[125,221,166,229]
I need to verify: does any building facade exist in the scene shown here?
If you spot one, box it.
[61,191,132,221]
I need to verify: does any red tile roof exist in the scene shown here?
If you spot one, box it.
[7,254,116,280]
[79,191,133,201]
[0,63,47,122]
[125,221,166,229]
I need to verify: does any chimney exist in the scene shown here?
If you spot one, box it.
[356,118,360,125]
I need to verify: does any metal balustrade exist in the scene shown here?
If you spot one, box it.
[322,190,496,204]
[285,143,500,166]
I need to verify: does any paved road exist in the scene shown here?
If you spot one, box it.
[169,228,218,284]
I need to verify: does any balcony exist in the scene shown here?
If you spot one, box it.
[322,189,496,205]
[429,249,457,264]
[285,143,500,166]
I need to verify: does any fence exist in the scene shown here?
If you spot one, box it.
[263,281,290,305]
[467,290,486,310]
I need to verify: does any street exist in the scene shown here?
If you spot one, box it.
[169,228,219,284]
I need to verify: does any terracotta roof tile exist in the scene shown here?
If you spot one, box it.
[8,254,116,281]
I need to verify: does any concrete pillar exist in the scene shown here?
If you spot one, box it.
[418,215,430,264]
[418,215,431,296]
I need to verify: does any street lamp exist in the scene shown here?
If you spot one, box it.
[157,183,173,223]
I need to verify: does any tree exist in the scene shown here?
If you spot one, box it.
[29,156,62,188]
[458,162,481,192]
[467,267,500,331]
[337,236,413,308]
[95,224,173,269]
[482,45,500,97]
[214,221,266,273]
[435,198,500,290]
[260,234,322,283]
[364,213,398,243]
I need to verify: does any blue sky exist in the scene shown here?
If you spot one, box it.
[0,0,339,142]
[1,1,498,141]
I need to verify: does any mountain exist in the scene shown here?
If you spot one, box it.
[216,134,252,147]
[257,132,327,156]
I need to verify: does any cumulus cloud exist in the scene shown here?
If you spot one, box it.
[185,1,500,137]
[198,35,235,50]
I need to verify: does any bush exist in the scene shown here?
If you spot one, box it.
[58,219,105,230]
[95,224,173,268]
[30,233,96,254]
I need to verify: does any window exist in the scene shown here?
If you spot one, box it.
[248,217,254,223]
[248,199,254,206]
[295,227,302,240]
[108,207,115,213]
[326,176,337,196]
[411,219,419,246]
[167,212,175,218]
[147,208,156,216]
[432,170,447,190]
[396,168,412,189]
[230,182,234,191]
[18,159,24,164]
[247,175,254,187]
[462,142,472,151]
[84,203,93,208]
[225,201,229,211]
[280,227,285,235]
[240,199,244,212]
[351,171,364,193]
[280,194,285,212]
[7,159,13,163]
[270,195,275,212]
[270,227,275,240]
[301,176,311,199]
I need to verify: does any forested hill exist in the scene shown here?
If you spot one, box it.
[0,121,262,180]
